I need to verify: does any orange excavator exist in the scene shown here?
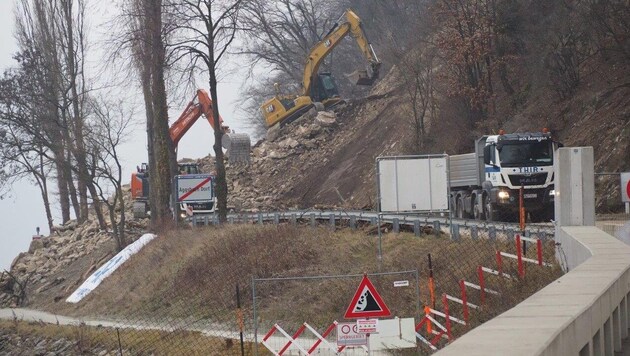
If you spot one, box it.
[131,89,251,218]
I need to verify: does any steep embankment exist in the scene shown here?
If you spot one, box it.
[200,67,418,212]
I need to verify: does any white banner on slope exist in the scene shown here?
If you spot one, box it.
[66,233,156,303]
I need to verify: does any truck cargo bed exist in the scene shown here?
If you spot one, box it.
[449,153,481,188]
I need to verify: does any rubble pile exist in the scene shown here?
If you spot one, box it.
[199,107,351,211]
[0,192,148,308]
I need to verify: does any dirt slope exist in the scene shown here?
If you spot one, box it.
[197,62,629,213]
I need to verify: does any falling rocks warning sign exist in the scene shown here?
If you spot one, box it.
[344,274,391,319]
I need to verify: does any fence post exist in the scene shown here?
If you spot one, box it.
[433,221,440,237]
[471,225,478,240]
[350,215,357,230]
[452,224,460,242]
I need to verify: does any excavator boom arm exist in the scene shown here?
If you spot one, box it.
[168,89,230,147]
[301,9,380,96]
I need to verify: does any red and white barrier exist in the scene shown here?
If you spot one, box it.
[262,321,343,355]
[498,235,552,280]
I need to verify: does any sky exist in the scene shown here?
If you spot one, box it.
[0,1,256,270]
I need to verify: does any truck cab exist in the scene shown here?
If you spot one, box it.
[482,132,556,221]
[450,130,558,222]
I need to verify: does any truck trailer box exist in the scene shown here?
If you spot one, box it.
[449,153,480,188]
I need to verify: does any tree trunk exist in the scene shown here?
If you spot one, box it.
[144,0,176,226]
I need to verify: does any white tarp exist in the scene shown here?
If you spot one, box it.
[66,233,156,303]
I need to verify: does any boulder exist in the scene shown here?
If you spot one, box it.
[315,111,337,127]
[28,239,44,254]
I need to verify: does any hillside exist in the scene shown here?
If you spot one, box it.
[197,62,630,214]
[2,15,628,313]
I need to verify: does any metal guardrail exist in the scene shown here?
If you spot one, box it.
[190,210,555,240]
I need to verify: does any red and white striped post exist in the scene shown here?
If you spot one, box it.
[459,280,469,325]
[442,294,452,341]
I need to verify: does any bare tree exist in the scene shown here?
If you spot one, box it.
[8,0,108,229]
[87,97,134,251]
[121,0,177,226]
[166,0,245,222]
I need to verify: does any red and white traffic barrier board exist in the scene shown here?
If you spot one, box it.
[262,321,342,355]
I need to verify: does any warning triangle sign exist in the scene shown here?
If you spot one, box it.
[344,275,391,319]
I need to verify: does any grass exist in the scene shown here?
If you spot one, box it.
[31,223,562,353]
[0,319,263,355]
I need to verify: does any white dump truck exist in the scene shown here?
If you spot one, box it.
[450,130,558,222]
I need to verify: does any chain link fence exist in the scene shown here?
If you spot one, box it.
[2,219,566,355]
[595,173,630,240]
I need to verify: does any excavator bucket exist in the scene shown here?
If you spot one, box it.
[223,132,251,164]
[346,68,376,86]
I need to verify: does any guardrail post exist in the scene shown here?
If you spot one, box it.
[371,216,377,225]
[274,213,280,225]
[310,213,316,228]
[433,221,440,237]
[393,218,400,234]
[350,215,357,230]
[290,214,297,226]
[452,224,460,242]
[488,226,496,241]
[471,225,478,240]
[329,214,336,231]
[229,216,234,224]
[414,220,421,237]
[191,215,197,227]
[257,213,263,225]
[506,228,514,241]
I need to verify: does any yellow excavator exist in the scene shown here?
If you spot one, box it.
[261,9,381,128]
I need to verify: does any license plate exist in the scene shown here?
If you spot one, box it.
[524,193,537,199]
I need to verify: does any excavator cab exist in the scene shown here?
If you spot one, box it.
[178,163,201,175]
[311,73,340,103]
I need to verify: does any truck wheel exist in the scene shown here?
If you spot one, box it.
[473,199,484,220]
[484,195,497,222]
